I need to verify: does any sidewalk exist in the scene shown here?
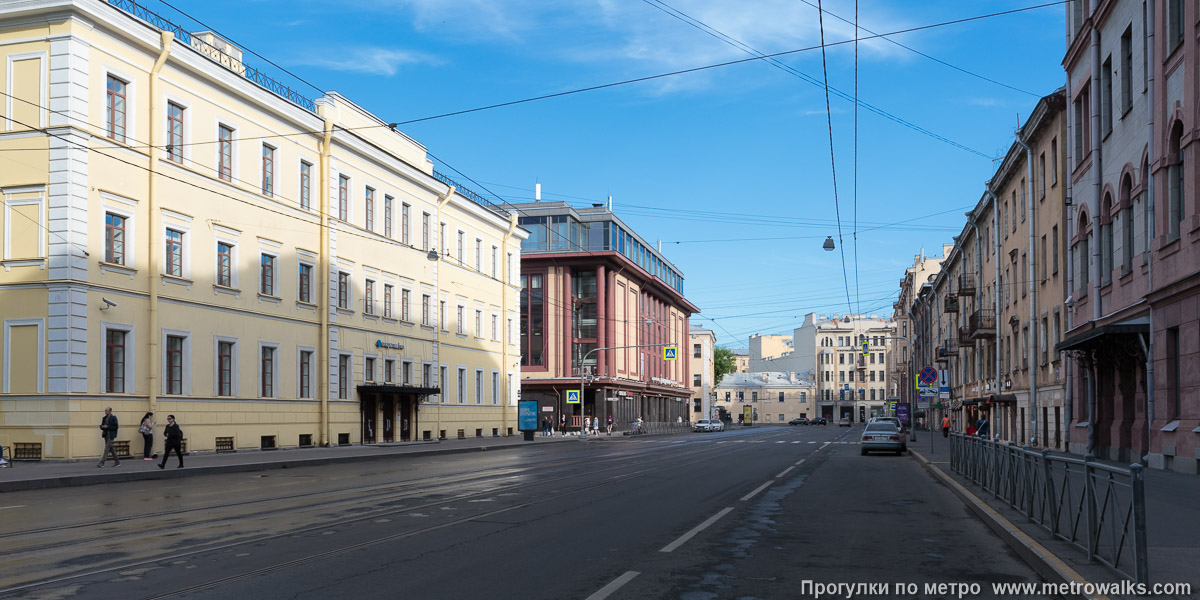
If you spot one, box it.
[911,429,1200,599]
[0,430,640,493]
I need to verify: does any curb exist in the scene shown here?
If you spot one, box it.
[910,448,1110,600]
[0,439,557,493]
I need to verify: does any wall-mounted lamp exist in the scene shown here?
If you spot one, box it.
[426,249,439,261]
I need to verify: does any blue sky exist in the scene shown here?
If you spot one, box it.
[154,0,1067,348]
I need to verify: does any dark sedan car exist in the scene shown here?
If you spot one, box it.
[811,417,827,425]
[788,418,809,426]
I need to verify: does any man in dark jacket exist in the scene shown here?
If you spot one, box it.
[97,407,120,467]
[158,415,184,469]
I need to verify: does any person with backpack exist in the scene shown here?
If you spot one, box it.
[158,415,185,469]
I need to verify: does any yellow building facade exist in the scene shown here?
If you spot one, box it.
[0,0,525,459]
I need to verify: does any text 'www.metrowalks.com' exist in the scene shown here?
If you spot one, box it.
[799,580,1192,598]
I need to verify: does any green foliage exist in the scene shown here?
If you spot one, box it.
[713,347,736,387]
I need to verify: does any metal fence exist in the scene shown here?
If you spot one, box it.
[949,432,1148,584]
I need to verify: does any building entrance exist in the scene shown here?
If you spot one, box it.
[361,396,377,444]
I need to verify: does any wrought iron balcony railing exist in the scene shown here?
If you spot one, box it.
[968,309,996,339]
[959,274,977,295]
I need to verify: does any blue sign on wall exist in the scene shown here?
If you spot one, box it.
[518,400,539,432]
[896,403,910,426]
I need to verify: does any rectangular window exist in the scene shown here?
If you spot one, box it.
[338,354,350,399]
[365,357,375,382]
[298,263,312,303]
[300,350,313,398]
[491,314,498,340]
[440,301,447,331]
[475,310,483,337]
[458,367,466,404]
[217,341,234,397]
[1051,226,1059,275]
[476,370,484,404]
[694,374,702,386]
[1051,138,1058,185]
[105,329,126,393]
[492,372,500,405]
[385,359,395,383]
[338,272,350,309]
[261,145,275,196]
[457,231,464,265]
[299,161,312,209]
[1073,87,1089,166]
[491,246,497,278]
[440,366,448,401]
[457,305,465,334]
[383,284,393,318]
[105,75,127,142]
[218,125,233,181]
[694,343,702,358]
[365,187,376,232]
[1020,178,1026,221]
[475,239,482,271]
[402,203,410,245]
[165,334,184,395]
[1120,26,1133,115]
[401,289,411,321]
[365,280,376,315]
[217,242,233,287]
[1101,55,1113,137]
[422,294,431,325]
[338,175,350,221]
[1041,235,1047,283]
[261,346,275,397]
[105,213,126,265]
[385,196,394,239]
[166,102,184,162]
[422,213,431,250]
[403,361,412,385]
[423,363,431,387]
[160,229,184,278]
[260,254,276,296]
[1168,0,1184,50]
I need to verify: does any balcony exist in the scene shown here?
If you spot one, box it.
[959,274,977,296]
[959,326,974,346]
[944,294,959,313]
[967,310,996,339]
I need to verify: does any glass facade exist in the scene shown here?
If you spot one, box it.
[518,215,684,293]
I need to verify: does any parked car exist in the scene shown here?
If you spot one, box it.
[811,417,827,425]
[788,417,809,426]
[693,419,714,432]
[838,418,851,427]
[861,422,906,455]
[710,420,725,432]
[869,416,905,433]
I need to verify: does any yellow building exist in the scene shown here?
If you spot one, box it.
[0,0,526,459]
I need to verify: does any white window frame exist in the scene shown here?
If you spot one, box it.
[297,259,315,304]
[258,341,280,398]
[213,335,239,397]
[364,278,376,315]
[337,352,354,399]
[215,120,239,183]
[297,346,316,398]
[298,157,314,211]
[259,250,279,297]
[438,364,448,403]
[3,318,44,393]
[101,321,135,395]
[101,66,137,142]
[3,185,46,261]
[384,358,395,383]
[491,370,500,405]
[101,192,137,269]
[214,227,240,289]
[161,93,193,165]
[261,143,277,197]
[161,209,192,280]
[475,368,484,404]
[364,353,378,382]
[161,328,192,395]
[6,52,47,131]
[402,359,413,385]
[457,366,467,404]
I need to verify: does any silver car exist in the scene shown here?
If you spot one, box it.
[860,422,906,455]
[869,416,906,433]
[693,419,714,432]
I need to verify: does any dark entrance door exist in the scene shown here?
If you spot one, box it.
[382,396,395,442]
[399,397,412,442]
[361,396,377,444]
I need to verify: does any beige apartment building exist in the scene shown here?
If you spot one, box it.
[714,372,816,424]
[689,326,716,419]
[890,248,945,408]
[0,0,524,460]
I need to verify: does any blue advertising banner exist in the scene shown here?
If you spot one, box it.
[518,400,539,432]
[896,403,910,426]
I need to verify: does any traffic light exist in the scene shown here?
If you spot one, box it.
[839,389,845,401]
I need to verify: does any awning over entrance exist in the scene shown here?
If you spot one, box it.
[1055,316,1149,352]
[356,384,441,398]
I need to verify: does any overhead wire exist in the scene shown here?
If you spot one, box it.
[815,0,855,318]
[853,0,861,316]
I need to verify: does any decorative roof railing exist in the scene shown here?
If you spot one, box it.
[432,170,509,217]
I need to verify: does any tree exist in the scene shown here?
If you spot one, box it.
[713,347,736,387]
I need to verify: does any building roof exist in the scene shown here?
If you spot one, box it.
[716,372,815,389]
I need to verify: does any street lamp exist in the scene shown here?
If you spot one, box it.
[822,236,836,251]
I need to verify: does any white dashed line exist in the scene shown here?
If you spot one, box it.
[775,441,786,444]
[0,505,26,510]
[775,466,794,478]
[808,441,817,444]
[660,507,734,553]
[586,571,641,600]
[794,458,807,466]
[740,480,774,502]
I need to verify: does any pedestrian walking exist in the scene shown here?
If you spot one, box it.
[592,417,600,436]
[158,415,184,469]
[941,414,950,438]
[541,416,549,437]
[606,415,613,436]
[976,414,990,439]
[139,412,158,460]
[581,416,589,438]
[97,407,120,467]
[559,414,566,437]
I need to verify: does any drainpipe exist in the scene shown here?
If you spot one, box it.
[1015,131,1038,446]
[147,31,173,414]
[1087,20,1102,456]
[1143,0,1155,464]
[984,183,1001,425]
[1064,70,1075,452]
[317,114,333,446]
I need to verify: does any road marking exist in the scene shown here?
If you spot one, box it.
[791,441,801,444]
[820,442,831,448]
[750,441,765,443]
[0,505,26,510]
[660,507,734,553]
[775,466,794,478]
[775,441,786,444]
[808,441,816,444]
[794,459,806,466]
[585,571,641,600]
[740,480,774,502]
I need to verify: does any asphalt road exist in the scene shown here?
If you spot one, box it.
[0,424,1051,599]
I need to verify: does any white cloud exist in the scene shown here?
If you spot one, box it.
[297,47,441,76]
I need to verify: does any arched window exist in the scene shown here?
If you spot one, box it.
[1168,121,1185,239]
[1120,174,1134,271]
[1077,213,1091,291]
[1101,192,1114,284]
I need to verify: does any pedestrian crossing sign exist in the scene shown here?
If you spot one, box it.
[566,390,581,404]
[663,346,677,361]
